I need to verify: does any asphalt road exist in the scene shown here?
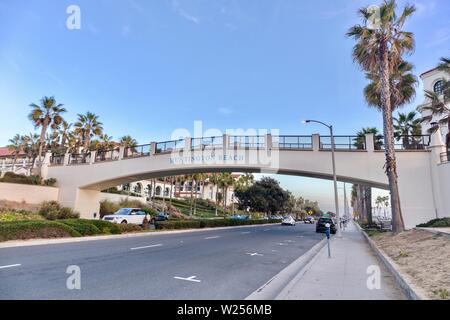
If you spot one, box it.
[0,223,323,299]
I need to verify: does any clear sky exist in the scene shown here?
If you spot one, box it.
[1,0,449,211]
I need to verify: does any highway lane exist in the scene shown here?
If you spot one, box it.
[0,223,323,299]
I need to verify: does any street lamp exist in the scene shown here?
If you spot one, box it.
[302,119,342,237]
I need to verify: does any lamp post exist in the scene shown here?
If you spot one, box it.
[302,119,342,237]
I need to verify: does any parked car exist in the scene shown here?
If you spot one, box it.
[281,216,296,226]
[316,216,337,234]
[150,212,170,224]
[229,214,249,220]
[103,208,148,225]
[269,215,283,221]
[304,217,315,224]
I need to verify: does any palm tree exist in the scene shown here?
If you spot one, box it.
[74,112,103,152]
[58,120,72,153]
[119,135,138,157]
[21,133,40,168]
[437,57,450,74]
[347,1,416,233]
[393,111,422,149]
[209,173,220,216]
[7,134,23,165]
[28,96,66,165]
[218,173,234,214]
[354,127,383,150]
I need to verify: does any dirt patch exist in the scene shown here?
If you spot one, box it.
[371,229,450,300]
[0,200,39,212]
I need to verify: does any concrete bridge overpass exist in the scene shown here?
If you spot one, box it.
[41,133,449,229]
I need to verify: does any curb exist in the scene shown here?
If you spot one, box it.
[415,227,450,238]
[354,222,428,300]
[0,222,279,249]
[245,237,327,300]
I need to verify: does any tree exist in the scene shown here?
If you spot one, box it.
[74,112,103,152]
[21,133,40,168]
[7,134,23,165]
[119,135,138,157]
[393,111,422,149]
[28,96,66,165]
[347,0,416,233]
[58,120,72,153]
[218,173,234,214]
[209,173,221,216]
[235,177,290,215]
[354,127,384,150]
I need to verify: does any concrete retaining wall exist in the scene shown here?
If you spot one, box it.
[0,182,59,204]
[99,192,147,205]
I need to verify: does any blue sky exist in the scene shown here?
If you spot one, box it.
[1,0,449,211]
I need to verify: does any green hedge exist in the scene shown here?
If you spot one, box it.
[417,218,450,228]
[155,218,279,230]
[0,172,56,186]
[0,220,81,241]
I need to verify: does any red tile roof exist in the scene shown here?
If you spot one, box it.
[0,147,26,158]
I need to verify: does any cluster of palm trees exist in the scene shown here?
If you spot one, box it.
[7,96,139,171]
[347,0,448,233]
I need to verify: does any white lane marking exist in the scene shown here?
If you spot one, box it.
[284,240,295,243]
[263,229,271,232]
[130,244,162,251]
[0,264,21,269]
[277,242,288,246]
[174,276,201,283]
[241,231,251,234]
[204,236,220,240]
[246,252,263,257]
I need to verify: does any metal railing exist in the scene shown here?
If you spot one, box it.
[50,154,65,166]
[229,136,266,149]
[95,148,120,162]
[155,139,185,154]
[320,136,364,150]
[69,153,90,165]
[123,144,151,158]
[273,135,313,149]
[192,136,223,150]
[377,135,431,151]
[441,152,449,164]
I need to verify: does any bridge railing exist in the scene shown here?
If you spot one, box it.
[50,154,65,166]
[441,152,449,164]
[229,135,266,149]
[155,139,185,154]
[95,147,121,162]
[273,135,313,149]
[123,144,151,158]
[192,136,223,150]
[69,153,91,165]
[377,135,431,151]
[319,136,364,150]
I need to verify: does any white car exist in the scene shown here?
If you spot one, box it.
[281,216,296,226]
[102,208,148,225]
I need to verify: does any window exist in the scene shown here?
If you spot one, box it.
[434,80,444,95]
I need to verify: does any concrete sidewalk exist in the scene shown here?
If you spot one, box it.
[276,222,405,300]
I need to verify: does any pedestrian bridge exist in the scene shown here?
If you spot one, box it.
[41,133,449,229]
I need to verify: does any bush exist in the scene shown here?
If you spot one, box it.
[38,201,79,220]
[155,218,276,230]
[89,219,121,234]
[0,208,44,222]
[99,200,120,218]
[417,218,450,228]
[117,223,143,233]
[0,172,41,185]
[59,219,103,236]
[0,220,81,242]
[43,178,57,186]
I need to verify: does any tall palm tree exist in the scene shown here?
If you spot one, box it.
[209,173,220,216]
[58,120,72,153]
[354,127,384,150]
[393,111,422,148]
[218,173,234,214]
[347,1,416,233]
[21,133,40,168]
[7,134,23,165]
[437,57,450,74]
[28,96,66,164]
[74,112,103,152]
[119,135,138,157]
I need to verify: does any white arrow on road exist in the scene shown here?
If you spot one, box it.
[0,264,21,270]
[174,276,201,283]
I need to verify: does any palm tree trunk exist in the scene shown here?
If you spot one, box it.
[189,178,194,216]
[365,186,373,224]
[379,42,405,233]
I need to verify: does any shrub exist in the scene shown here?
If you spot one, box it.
[0,220,81,242]
[89,219,121,234]
[38,201,79,220]
[119,198,145,208]
[117,223,143,233]
[0,172,41,185]
[99,200,120,218]
[59,219,102,236]
[0,208,44,222]
[417,218,450,228]
[155,218,275,230]
[43,178,57,186]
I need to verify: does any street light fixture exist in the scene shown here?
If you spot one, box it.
[302,119,342,237]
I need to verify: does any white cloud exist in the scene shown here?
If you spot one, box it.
[426,28,450,47]
[170,0,200,24]
[218,107,233,115]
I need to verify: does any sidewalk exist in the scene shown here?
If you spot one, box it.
[276,222,405,300]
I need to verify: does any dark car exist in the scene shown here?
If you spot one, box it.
[316,217,337,234]
[150,212,170,224]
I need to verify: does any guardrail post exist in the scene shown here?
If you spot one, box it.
[365,133,374,152]
[90,151,96,164]
[119,146,125,160]
[184,137,192,151]
[312,134,320,151]
[63,152,70,166]
[266,134,272,149]
[150,142,157,155]
[223,134,229,150]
